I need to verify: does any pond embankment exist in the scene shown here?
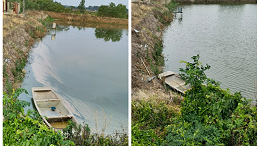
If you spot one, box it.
[3,11,48,93]
[131,0,182,103]
[46,11,128,25]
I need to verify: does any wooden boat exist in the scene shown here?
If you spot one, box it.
[158,71,192,94]
[32,87,79,130]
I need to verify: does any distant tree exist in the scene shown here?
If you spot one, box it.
[77,0,85,14]
[116,4,127,18]
[70,6,75,11]
[97,2,127,19]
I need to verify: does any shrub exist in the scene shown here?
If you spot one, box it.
[163,55,257,145]
[132,98,177,145]
[97,2,128,19]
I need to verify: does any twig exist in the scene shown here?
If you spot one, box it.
[141,58,155,84]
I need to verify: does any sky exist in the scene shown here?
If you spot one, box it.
[55,0,128,8]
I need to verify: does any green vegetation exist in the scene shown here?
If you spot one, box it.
[39,16,54,26]
[132,55,257,145]
[146,38,164,76]
[165,0,179,11]
[77,0,86,14]
[9,0,65,12]
[97,2,128,19]
[3,88,128,145]
[3,89,74,145]
[3,87,128,145]
[151,42,164,76]
[12,57,26,81]
[5,75,13,94]
[132,98,178,145]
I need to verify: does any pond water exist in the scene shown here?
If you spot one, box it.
[163,4,256,103]
[18,25,128,134]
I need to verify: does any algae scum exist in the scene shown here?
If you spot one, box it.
[18,25,128,134]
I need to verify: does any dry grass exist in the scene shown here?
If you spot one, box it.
[45,11,128,25]
[132,88,182,112]
[3,11,48,93]
[94,108,112,136]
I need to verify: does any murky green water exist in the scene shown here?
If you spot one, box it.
[163,4,256,103]
[18,25,128,134]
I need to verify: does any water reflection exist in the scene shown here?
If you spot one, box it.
[95,28,123,42]
[19,25,128,134]
[49,24,124,42]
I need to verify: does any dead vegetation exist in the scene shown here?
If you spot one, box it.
[3,11,48,93]
[46,11,128,25]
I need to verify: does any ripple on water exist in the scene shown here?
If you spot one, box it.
[163,4,257,103]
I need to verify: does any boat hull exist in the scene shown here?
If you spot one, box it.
[32,87,79,130]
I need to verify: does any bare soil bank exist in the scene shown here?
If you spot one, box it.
[46,11,128,25]
[3,11,48,93]
[131,0,182,105]
[174,0,256,3]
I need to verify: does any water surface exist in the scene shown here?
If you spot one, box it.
[163,4,256,103]
[18,25,128,134]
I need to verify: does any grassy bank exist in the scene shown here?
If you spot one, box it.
[131,0,178,90]
[132,55,257,145]
[3,11,50,93]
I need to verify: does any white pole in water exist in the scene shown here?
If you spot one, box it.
[52,23,56,29]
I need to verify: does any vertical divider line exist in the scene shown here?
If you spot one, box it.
[128,1,132,145]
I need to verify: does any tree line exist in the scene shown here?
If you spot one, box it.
[97,2,128,19]
[8,0,128,19]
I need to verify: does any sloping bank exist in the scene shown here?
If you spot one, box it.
[46,11,128,25]
[131,0,180,100]
[3,11,49,94]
